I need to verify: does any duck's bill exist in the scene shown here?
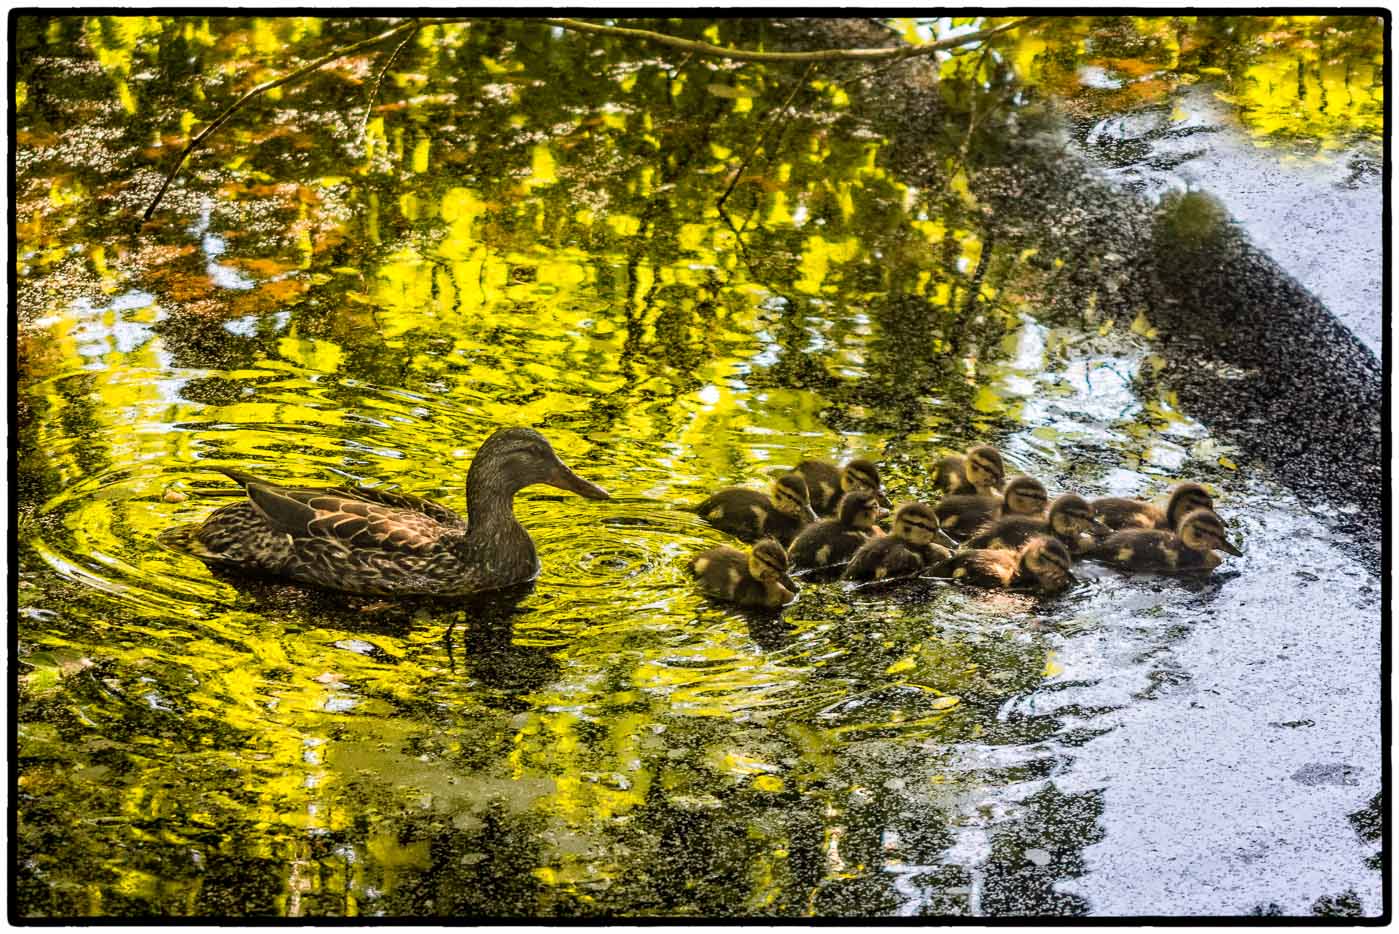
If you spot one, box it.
[1219,539,1243,557]
[873,489,892,508]
[778,570,799,592]
[1090,518,1112,534]
[547,462,610,500]
[937,528,958,547]
[802,505,819,522]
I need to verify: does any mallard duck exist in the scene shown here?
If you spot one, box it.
[1091,482,1215,533]
[159,427,609,596]
[962,493,1108,554]
[934,475,1048,540]
[1089,507,1242,573]
[931,445,1005,495]
[794,457,892,516]
[689,538,797,608]
[842,501,954,582]
[788,490,883,570]
[929,536,1076,593]
[696,473,817,546]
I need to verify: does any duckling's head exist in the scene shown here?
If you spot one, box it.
[1178,508,1242,556]
[1048,493,1108,536]
[965,445,1005,493]
[749,538,798,592]
[841,459,891,507]
[1167,482,1216,532]
[836,489,883,530]
[771,473,818,522]
[470,428,610,499]
[1003,476,1049,517]
[891,501,952,546]
[1020,536,1075,590]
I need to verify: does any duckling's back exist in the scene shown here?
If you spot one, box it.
[1089,529,1220,572]
[929,548,1019,588]
[931,455,976,495]
[697,487,781,543]
[788,518,868,569]
[1090,496,1166,531]
[933,494,1001,539]
[963,515,1049,551]
[843,536,949,582]
[794,460,843,516]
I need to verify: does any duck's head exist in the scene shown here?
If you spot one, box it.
[1020,536,1075,590]
[749,538,798,592]
[1178,508,1242,556]
[841,459,891,507]
[1048,493,1109,537]
[835,489,884,530]
[965,445,1005,494]
[1003,476,1049,517]
[471,428,610,499]
[891,501,956,547]
[772,473,818,522]
[1167,482,1216,532]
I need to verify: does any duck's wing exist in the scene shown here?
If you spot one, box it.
[244,482,452,553]
[218,468,464,529]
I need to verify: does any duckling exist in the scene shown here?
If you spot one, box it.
[697,473,817,547]
[931,445,1005,495]
[795,457,891,516]
[1091,482,1215,534]
[689,538,798,608]
[934,475,1049,541]
[1089,507,1242,573]
[963,493,1109,554]
[788,490,884,570]
[842,501,955,582]
[928,536,1076,593]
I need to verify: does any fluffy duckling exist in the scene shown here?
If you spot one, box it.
[697,473,817,546]
[689,538,798,608]
[1091,482,1215,534]
[963,493,1108,554]
[929,536,1076,593]
[842,501,954,582]
[1089,507,1242,573]
[788,490,884,570]
[934,475,1049,540]
[795,457,891,516]
[931,445,1005,495]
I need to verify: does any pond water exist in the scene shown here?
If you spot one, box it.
[14,16,1383,918]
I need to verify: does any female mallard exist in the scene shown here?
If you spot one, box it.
[160,428,609,596]
[1088,507,1242,573]
[962,493,1109,554]
[696,473,817,547]
[689,538,798,609]
[1091,482,1215,534]
[842,501,954,582]
[794,457,891,516]
[934,475,1049,541]
[931,445,1005,495]
[787,489,883,570]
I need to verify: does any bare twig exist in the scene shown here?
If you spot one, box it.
[361,24,420,141]
[717,62,815,212]
[142,15,1039,221]
[543,16,1037,64]
[142,16,464,221]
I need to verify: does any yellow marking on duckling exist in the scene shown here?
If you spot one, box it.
[953,567,967,578]
[1163,547,1179,568]
[816,545,831,565]
[1117,547,1135,563]
[751,505,768,525]
[727,567,741,587]
[819,481,835,501]
[875,567,888,580]
[693,557,710,574]
[707,506,725,521]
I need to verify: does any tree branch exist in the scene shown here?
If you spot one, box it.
[543,16,1038,64]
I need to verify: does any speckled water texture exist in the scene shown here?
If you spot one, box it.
[14,16,1383,918]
